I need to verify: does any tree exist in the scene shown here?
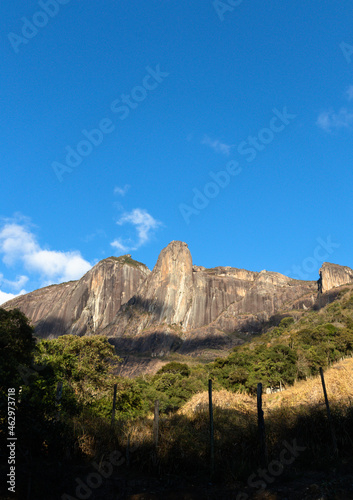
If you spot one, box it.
[157,361,190,377]
[0,308,35,391]
[35,335,120,407]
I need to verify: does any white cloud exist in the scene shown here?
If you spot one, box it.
[317,88,353,132]
[0,290,17,305]
[111,208,162,252]
[202,135,233,155]
[114,185,130,196]
[110,239,130,252]
[0,289,26,306]
[0,223,37,265]
[0,273,28,290]
[25,250,91,282]
[0,223,92,285]
[316,108,353,132]
[345,85,353,101]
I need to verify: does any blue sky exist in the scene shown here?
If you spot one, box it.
[1,0,353,304]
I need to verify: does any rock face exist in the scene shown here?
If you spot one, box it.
[103,242,319,353]
[3,241,353,359]
[3,256,149,337]
[319,262,353,292]
[136,240,194,326]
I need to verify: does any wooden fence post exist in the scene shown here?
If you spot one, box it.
[126,433,131,468]
[208,379,215,475]
[257,383,268,466]
[154,400,159,448]
[55,380,63,421]
[319,367,338,454]
[111,383,117,426]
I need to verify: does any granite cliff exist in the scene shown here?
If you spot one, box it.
[103,242,318,355]
[3,255,149,338]
[3,242,353,363]
[319,262,353,292]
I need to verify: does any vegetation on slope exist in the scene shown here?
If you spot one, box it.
[2,287,353,497]
[108,254,149,269]
[210,288,353,395]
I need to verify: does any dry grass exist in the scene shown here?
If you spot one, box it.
[265,357,353,410]
[65,357,353,483]
[177,357,353,418]
[178,389,255,417]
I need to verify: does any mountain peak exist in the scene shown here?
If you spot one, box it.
[320,262,353,292]
[4,241,353,360]
[102,254,149,270]
[155,240,192,272]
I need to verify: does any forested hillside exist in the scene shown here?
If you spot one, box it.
[2,285,353,498]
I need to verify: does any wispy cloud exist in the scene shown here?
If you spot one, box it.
[111,208,162,252]
[316,108,353,132]
[110,239,130,252]
[0,221,92,285]
[114,185,130,196]
[317,86,353,132]
[0,273,28,290]
[201,135,233,156]
[345,85,353,101]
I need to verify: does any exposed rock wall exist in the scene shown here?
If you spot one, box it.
[3,256,149,337]
[320,262,353,292]
[134,240,194,325]
[102,242,318,342]
[3,242,353,356]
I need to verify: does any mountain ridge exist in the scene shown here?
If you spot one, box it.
[3,241,353,363]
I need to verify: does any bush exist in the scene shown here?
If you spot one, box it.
[157,361,190,377]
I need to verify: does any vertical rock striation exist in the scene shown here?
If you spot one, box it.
[3,242,353,357]
[319,262,353,292]
[103,242,319,345]
[2,256,150,337]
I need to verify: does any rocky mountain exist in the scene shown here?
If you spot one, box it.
[320,261,353,292]
[2,255,149,338]
[3,241,353,365]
